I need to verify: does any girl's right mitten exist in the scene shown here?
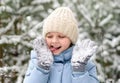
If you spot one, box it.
[33,37,53,70]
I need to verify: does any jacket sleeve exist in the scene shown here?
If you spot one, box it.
[72,60,99,83]
[23,50,50,83]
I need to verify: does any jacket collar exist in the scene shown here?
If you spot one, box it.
[53,46,74,63]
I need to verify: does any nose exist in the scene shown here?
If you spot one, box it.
[51,37,58,43]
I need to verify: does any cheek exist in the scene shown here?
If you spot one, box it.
[64,43,71,48]
[45,38,50,45]
[62,40,71,48]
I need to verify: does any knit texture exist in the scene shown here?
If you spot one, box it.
[42,7,79,44]
[71,39,98,72]
[33,36,53,70]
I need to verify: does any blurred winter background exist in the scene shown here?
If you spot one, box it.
[0,0,120,83]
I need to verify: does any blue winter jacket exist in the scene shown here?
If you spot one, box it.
[23,46,99,83]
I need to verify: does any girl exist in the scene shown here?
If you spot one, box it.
[23,7,99,83]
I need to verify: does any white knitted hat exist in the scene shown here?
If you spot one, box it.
[42,7,79,44]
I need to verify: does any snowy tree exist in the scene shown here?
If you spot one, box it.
[70,0,120,82]
[0,0,120,83]
[0,0,52,82]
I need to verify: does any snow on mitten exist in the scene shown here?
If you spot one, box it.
[71,39,98,72]
[33,36,53,70]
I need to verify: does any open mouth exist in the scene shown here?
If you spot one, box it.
[49,45,61,52]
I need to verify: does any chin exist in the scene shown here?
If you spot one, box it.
[53,52,60,55]
[53,53,59,55]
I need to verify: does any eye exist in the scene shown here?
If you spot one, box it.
[58,35,66,38]
[46,35,53,38]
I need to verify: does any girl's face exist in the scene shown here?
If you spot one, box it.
[45,32,71,55]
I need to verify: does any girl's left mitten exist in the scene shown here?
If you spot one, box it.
[71,39,98,72]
